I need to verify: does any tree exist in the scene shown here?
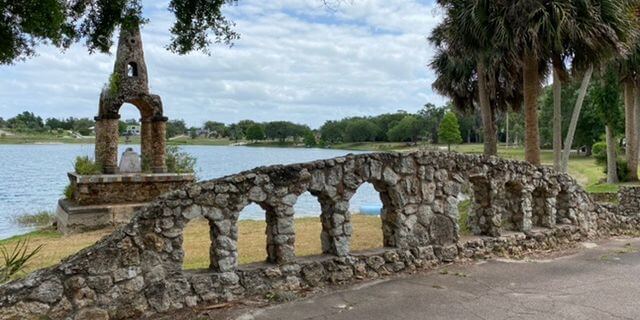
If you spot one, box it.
[236,120,257,138]
[203,121,228,138]
[429,1,523,156]
[343,119,380,142]
[319,120,346,144]
[438,111,462,152]
[417,103,446,143]
[592,65,625,183]
[227,124,243,141]
[165,119,187,139]
[0,117,6,128]
[303,131,317,147]
[387,115,423,142]
[245,124,265,142]
[7,111,44,132]
[1,0,239,65]
[558,0,637,173]
[617,42,640,180]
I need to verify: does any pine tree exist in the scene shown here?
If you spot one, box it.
[438,111,462,151]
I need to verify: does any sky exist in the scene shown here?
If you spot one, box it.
[0,0,445,129]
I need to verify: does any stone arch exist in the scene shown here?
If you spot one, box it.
[95,95,167,174]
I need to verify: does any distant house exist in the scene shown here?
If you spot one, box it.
[125,125,141,136]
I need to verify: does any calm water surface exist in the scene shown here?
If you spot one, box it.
[0,144,381,239]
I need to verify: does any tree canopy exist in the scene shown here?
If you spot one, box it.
[438,111,462,150]
[0,0,239,64]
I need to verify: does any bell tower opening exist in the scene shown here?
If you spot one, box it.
[127,62,138,77]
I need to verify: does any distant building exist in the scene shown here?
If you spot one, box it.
[125,125,141,136]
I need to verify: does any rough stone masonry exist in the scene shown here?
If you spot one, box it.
[1,151,639,319]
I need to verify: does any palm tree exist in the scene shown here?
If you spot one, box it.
[491,0,639,165]
[430,1,522,156]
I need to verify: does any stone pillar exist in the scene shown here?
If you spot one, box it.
[151,119,167,173]
[319,199,351,256]
[521,190,533,231]
[265,205,296,264]
[140,119,153,171]
[94,118,120,174]
[208,215,238,272]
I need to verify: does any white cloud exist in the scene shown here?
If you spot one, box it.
[0,0,445,128]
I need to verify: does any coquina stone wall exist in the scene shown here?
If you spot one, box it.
[1,151,639,320]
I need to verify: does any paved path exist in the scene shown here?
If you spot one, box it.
[236,238,640,320]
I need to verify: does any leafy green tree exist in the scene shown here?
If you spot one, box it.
[1,0,239,64]
[0,117,5,128]
[319,120,345,144]
[457,108,482,144]
[227,124,243,141]
[303,131,317,147]
[246,124,265,142]
[417,103,447,143]
[203,121,228,138]
[438,111,462,151]
[371,113,407,140]
[7,111,44,132]
[236,120,257,138]
[263,121,309,142]
[166,119,187,139]
[387,115,423,142]
[343,119,380,142]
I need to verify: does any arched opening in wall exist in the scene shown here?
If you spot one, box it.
[532,187,553,228]
[348,182,384,251]
[181,214,211,270]
[236,203,268,265]
[503,182,525,232]
[127,62,138,77]
[466,176,500,237]
[292,191,323,257]
[118,103,142,150]
[555,189,572,225]
[456,182,474,237]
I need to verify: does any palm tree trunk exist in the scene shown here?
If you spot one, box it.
[477,61,497,156]
[561,65,593,173]
[624,79,638,181]
[523,51,541,165]
[553,67,562,171]
[606,125,618,183]
[635,84,640,179]
[506,111,510,148]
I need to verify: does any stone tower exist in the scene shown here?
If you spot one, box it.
[94,23,167,174]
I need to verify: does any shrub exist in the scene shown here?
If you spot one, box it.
[63,183,76,200]
[166,146,197,174]
[0,239,43,284]
[592,141,607,165]
[12,211,55,227]
[603,158,632,182]
[74,156,102,175]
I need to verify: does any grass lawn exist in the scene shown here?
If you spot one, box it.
[1,215,382,275]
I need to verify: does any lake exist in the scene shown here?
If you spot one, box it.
[0,144,382,239]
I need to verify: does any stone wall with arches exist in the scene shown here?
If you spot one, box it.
[1,151,639,319]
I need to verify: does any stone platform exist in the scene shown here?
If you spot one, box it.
[57,172,194,233]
